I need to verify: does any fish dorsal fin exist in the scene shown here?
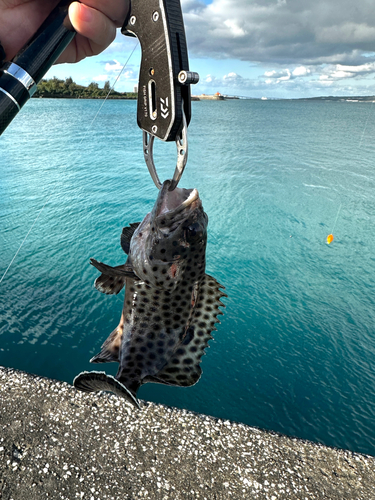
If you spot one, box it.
[90,258,136,295]
[90,326,122,364]
[147,274,226,388]
[121,222,140,254]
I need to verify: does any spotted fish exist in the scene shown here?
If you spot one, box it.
[73,180,226,408]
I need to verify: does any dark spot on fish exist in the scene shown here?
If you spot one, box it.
[176,374,188,381]
[204,314,210,320]
[183,358,193,365]
[161,269,167,275]
[162,304,169,311]
[190,272,196,278]
[149,255,153,260]
[140,346,147,353]
[138,232,143,237]
[197,330,205,336]
[190,346,198,352]
[166,367,179,373]
[172,358,179,364]
[136,354,143,361]
[176,348,185,355]
[195,311,202,317]
[130,347,136,353]
[152,266,157,272]
[149,352,156,360]
[161,248,166,254]
[147,341,154,348]
[176,307,183,313]
[128,361,135,367]
[160,220,166,225]
[157,348,164,355]
[157,340,164,347]
[173,314,181,322]
[167,339,175,347]
[147,332,156,339]
[198,322,206,328]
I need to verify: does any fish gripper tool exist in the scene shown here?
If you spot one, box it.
[122,0,199,191]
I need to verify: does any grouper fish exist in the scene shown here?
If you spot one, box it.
[73,180,226,408]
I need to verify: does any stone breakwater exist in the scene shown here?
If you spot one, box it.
[0,366,375,500]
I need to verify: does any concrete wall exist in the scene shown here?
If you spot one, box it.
[1,366,374,499]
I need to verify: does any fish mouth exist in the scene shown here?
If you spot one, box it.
[154,180,200,222]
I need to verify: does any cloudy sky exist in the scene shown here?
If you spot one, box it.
[48,0,375,98]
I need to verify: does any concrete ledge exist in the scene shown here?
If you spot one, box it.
[0,366,374,499]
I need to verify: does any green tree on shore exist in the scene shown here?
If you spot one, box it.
[33,77,137,99]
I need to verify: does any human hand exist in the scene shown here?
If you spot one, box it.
[0,0,130,63]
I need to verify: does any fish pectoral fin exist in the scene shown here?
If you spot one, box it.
[90,258,135,277]
[121,222,141,254]
[90,258,137,295]
[90,326,122,364]
[73,371,140,409]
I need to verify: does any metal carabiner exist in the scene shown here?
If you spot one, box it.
[143,107,188,191]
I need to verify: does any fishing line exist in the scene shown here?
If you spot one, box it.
[330,203,342,234]
[0,40,139,286]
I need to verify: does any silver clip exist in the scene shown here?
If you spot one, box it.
[143,107,188,191]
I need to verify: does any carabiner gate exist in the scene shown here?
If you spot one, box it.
[143,108,188,191]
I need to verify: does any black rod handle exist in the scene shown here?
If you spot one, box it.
[0,0,76,136]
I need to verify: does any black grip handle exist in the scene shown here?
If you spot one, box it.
[122,0,191,142]
[0,0,76,136]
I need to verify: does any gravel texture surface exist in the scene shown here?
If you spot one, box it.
[0,366,375,499]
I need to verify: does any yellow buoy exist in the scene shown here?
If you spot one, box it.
[326,234,334,244]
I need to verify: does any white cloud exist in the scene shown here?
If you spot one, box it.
[292,66,310,77]
[105,60,123,72]
[223,19,246,37]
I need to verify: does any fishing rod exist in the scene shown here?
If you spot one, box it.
[0,0,76,136]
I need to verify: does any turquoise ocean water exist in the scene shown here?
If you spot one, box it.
[1,98,375,456]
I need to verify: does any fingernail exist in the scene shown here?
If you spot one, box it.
[77,3,94,24]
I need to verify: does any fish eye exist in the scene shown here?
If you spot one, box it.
[186,223,200,239]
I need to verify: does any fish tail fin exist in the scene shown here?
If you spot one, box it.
[73,371,140,409]
[90,326,122,364]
